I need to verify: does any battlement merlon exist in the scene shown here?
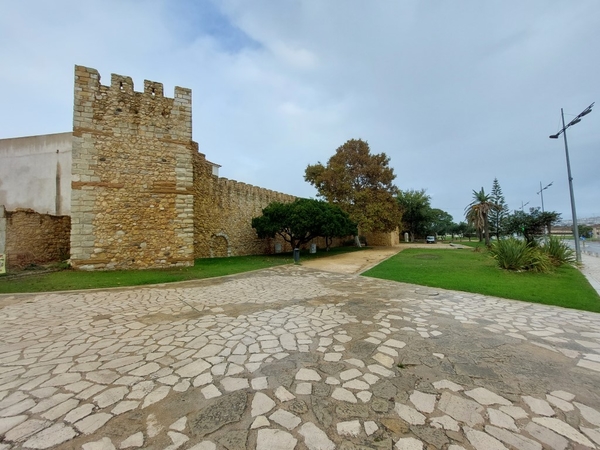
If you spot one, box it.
[73,65,192,106]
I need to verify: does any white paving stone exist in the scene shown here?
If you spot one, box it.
[0,415,28,435]
[383,339,406,349]
[522,396,555,416]
[193,373,213,387]
[94,387,129,408]
[464,427,508,450]
[373,352,395,368]
[21,423,78,449]
[546,394,574,412]
[337,419,361,437]
[343,379,370,390]
[256,428,297,450]
[438,392,484,427]
[296,382,312,395]
[581,427,600,446]
[574,402,600,426]
[525,422,568,450]
[394,437,423,450]
[532,417,595,447]
[119,432,144,448]
[487,409,518,432]
[394,403,426,425]
[550,390,575,402]
[465,387,511,406]
[252,392,276,417]
[485,425,542,450]
[323,353,342,362]
[367,364,394,377]
[332,387,357,403]
[345,358,365,367]
[339,368,362,381]
[168,417,186,432]
[75,413,113,435]
[432,379,463,391]
[364,420,378,436]
[274,386,295,402]
[201,384,221,399]
[410,390,436,413]
[175,360,210,378]
[499,405,529,420]
[295,368,321,381]
[430,415,460,431]
[165,431,188,449]
[142,386,170,408]
[298,422,335,450]
[251,377,268,390]
[220,377,249,392]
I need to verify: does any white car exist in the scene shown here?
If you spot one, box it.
[426,236,436,244]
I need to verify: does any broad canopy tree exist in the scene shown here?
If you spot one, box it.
[396,189,432,242]
[252,198,357,251]
[429,208,454,239]
[504,208,561,244]
[304,139,401,236]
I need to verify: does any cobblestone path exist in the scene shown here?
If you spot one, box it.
[0,265,599,449]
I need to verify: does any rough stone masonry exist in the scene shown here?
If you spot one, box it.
[70,65,294,270]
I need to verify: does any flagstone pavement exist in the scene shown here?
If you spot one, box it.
[1,263,599,449]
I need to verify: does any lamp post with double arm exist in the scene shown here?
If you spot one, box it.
[549,102,594,263]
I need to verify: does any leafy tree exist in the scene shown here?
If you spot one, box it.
[251,199,357,250]
[429,209,454,239]
[305,139,401,235]
[503,208,561,244]
[578,224,593,239]
[320,203,359,250]
[396,189,432,242]
[489,178,509,239]
[540,211,561,235]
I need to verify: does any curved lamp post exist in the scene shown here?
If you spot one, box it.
[537,181,553,213]
[549,102,594,263]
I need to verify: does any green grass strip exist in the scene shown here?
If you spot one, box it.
[362,248,600,313]
[0,247,363,294]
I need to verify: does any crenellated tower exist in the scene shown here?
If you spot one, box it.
[70,65,195,269]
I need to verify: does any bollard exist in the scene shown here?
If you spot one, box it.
[293,248,300,263]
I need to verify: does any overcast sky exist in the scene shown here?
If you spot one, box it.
[1,0,599,223]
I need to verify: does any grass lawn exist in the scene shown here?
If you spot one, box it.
[0,246,364,294]
[362,248,600,313]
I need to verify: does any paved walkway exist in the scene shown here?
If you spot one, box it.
[582,253,600,296]
[0,253,600,449]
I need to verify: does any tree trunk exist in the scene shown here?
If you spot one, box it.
[484,215,491,246]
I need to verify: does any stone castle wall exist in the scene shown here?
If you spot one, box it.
[192,149,295,258]
[69,66,300,270]
[2,207,70,269]
[70,66,195,270]
[1,66,358,271]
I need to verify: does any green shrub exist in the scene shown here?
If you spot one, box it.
[489,238,553,273]
[543,236,576,266]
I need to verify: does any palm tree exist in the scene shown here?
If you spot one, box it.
[465,188,497,246]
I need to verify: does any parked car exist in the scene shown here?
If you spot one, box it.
[426,236,436,244]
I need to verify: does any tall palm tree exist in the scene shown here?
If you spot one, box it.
[465,188,496,246]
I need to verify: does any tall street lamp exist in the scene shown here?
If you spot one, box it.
[537,181,553,213]
[549,102,594,263]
